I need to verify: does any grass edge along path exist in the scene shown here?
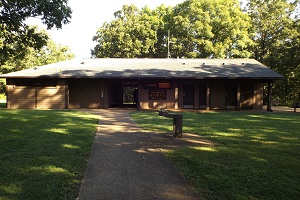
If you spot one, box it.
[0,110,99,200]
[130,111,300,200]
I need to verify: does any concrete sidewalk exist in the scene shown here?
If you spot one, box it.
[78,109,201,200]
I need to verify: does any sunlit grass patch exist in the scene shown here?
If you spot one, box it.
[0,110,99,200]
[61,144,81,149]
[194,146,218,152]
[46,128,69,134]
[131,111,300,200]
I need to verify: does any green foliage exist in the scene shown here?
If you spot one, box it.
[0,94,5,102]
[170,0,253,58]
[92,4,160,58]
[0,0,71,30]
[92,0,252,58]
[33,38,75,66]
[0,25,49,66]
[0,79,5,94]
[246,0,300,104]
[0,110,98,200]
[131,111,300,200]
[0,79,6,101]
[247,0,299,62]
[0,27,74,74]
[0,0,72,66]
[267,28,300,104]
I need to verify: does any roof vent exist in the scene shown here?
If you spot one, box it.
[34,66,38,70]
[222,62,226,65]
[80,61,85,64]
[242,62,245,65]
[202,62,206,65]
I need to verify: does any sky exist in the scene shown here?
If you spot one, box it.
[27,0,185,58]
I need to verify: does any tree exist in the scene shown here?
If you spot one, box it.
[0,0,72,65]
[246,0,300,104]
[92,0,253,59]
[0,27,74,74]
[0,0,71,30]
[36,39,75,65]
[149,4,174,58]
[170,0,253,58]
[92,4,160,58]
[247,0,299,62]
[0,25,49,66]
[265,18,300,104]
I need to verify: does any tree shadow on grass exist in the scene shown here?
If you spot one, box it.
[171,112,300,199]
[0,110,99,200]
[131,111,300,199]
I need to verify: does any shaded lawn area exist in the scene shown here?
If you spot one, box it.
[0,110,99,200]
[130,111,300,200]
[0,102,6,108]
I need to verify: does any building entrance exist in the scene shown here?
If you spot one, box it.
[122,83,138,107]
[183,84,194,109]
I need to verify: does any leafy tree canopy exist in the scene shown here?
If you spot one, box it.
[0,0,71,30]
[0,27,74,75]
[92,0,252,58]
[171,0,253,58]
[92,4,164,58]
[246,0,300,104]
[0,0,72,65]
[247,0,299,62]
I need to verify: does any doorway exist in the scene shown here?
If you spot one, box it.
[183,84,194,109]
[226,85,237,110]
[122,82,138,108]
[199,84,207,109]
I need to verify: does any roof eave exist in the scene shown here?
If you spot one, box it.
[1,75,285,80]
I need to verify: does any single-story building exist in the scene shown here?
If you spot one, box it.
[0,58,283,110]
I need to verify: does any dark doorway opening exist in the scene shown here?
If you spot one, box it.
[226,85,237,110]
[183,84,194,109]
[108,81,138,108]
[199,84,207,109]
[122,82,138,108]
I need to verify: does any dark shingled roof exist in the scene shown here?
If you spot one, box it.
[0,58,284,80]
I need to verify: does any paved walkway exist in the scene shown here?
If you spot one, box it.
[78,109,202,200]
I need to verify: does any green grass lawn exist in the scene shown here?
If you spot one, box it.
[0,110,99,200]
[130,111,300,200]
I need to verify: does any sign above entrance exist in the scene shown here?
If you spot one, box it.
[144,82,172,89]
[158,82,172,89]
